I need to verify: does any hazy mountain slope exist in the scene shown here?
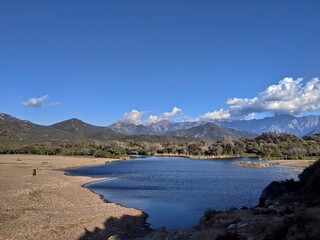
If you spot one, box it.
[0,113,29,123]
[147,120,205,134]
[166,122,257,141]
[0,114,196,145]
[306,128,320,136]
[109,120,205,135]
[109,121,158,135]
[222,115,320,136]
[0,120,81,146]
[51,118,123,141]
[122,134,195,143]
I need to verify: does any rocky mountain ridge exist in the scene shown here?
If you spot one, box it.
[109,114,320,139]
[222,114,320,137]
[1,113,320,146]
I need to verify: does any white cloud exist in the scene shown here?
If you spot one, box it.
[227,77,320,117]
[47,101,61,106]
[123,77,320,124]
[162,107,182,118]
[124,109,144,124]
[147,107,183,123]
[201,109,231,120]
[148,115,160,123]
[123,107,183,124]
[21,95,49,107]
[206,77,320,120]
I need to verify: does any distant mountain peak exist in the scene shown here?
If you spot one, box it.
[166,121,257,141]
[52,118,101,130]
[152,119,172,124]
[68,117,85,123]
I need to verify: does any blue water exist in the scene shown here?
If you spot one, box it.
[67,157,298,229]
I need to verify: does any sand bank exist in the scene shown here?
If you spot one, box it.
[267,159,316,167]
[0,155,149,240]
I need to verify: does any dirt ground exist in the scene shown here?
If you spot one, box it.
[267,159,316,167]
[0,155,148,240]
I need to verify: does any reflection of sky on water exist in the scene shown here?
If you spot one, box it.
[69,157,298,229]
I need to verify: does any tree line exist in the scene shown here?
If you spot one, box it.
[0,132,319,160]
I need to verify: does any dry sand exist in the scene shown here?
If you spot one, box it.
[267,159,316,167]
[0,155,148,240]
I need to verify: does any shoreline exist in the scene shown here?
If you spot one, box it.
[154,154,317,168]
[153,153,246,159]
[1,154,317,239]
[266,159,317,167]
[232,159,317,168]
[0,154,150,240]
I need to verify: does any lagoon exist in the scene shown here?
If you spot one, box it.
[67,157,298,229]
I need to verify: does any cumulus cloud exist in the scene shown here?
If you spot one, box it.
[162,107,182,118]
[124,78,320,123]
[203,77,320,120]
[201,109,231,120]
[124,109,144,124]
[147,107,183,123]
[21,95,49,107]
[227,77,320,117]
[123,107,183,124]
[148,115,160,123]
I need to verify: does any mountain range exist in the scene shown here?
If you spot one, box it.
[0,113,193,146]
[109,114,320,137]
[221,114,320,137]
[165,122,256,141]
[0,113,123,146]
[109,120,205,135]
[1,113,319,146]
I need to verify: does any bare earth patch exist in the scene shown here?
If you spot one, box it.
[267,159,316,167]
[0,155,148,240]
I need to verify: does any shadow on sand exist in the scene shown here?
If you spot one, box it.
[78,214,151,240]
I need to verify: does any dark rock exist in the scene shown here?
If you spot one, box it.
[228,207,238,211]
[199,209,220,223]
[227,223,237,230]
[259,179,301,206]
[216,232,246,240]
[253,207,277,215]
[283,207,294,215]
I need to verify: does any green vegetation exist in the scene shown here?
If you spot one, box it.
[0,132,319,160]
[232,161,270,168]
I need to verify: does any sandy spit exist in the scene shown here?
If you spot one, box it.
[267,159,316,167]
[0,155,148,240]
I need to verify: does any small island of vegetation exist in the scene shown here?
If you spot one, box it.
[232,161,270,168]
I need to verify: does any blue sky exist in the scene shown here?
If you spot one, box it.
[1,0,320,126]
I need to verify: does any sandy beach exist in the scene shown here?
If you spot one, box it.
[0,155,149,240]
[267,159,316,167]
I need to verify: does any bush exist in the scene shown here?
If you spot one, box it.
[299,160,320,195]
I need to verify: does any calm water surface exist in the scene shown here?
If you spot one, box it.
[67,157,298,229]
